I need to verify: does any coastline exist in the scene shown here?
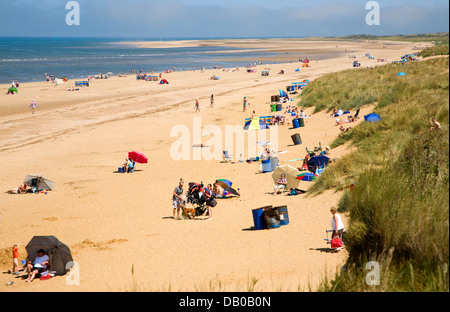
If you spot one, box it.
[0,39,422,292]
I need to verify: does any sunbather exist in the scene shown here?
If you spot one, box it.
[5,182,28,194]
[122,158,135,173]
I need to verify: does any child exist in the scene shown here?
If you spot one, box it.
[12,244,20,275]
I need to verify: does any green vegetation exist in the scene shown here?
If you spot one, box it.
[418,44,449,58]
[298,32,449,46]
[298,57,449,292]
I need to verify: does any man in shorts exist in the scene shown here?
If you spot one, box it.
[173,179,185,220]
[25,249,49,283]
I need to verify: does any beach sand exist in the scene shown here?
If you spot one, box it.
[0,39,421,292]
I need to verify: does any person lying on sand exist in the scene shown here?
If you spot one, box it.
[339,125,352,132]
[5,182,28,194]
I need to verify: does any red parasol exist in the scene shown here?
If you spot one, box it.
[128,151,148,164]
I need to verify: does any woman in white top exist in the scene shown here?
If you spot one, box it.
[330,206,345,240]
[273,174,288,196]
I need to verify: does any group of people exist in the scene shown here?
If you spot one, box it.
[11,246,51,282]
[172,179,221,221]
[194,95,215,112]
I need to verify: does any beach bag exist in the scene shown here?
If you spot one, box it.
[331,237,343,248]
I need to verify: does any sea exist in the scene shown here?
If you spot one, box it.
[0,37,285,84]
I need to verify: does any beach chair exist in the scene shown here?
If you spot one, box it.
[223,151,233,162]
[306,142,322,157]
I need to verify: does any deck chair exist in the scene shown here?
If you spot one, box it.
[306,142,322,157]
[222,151,233,162]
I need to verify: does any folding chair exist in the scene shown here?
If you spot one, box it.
[222,150,233,162]
[306,142,322,157]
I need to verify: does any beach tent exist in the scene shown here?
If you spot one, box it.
[26,236,74,276]
[24,175,55,191]
[7,87,18,94]
[160,79,169,84]
[364,113,382,123]
[244,118,269,131]
[279,89,289,98]
[307,155,330,168]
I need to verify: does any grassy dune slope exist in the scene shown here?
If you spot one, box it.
[298,57,449,291]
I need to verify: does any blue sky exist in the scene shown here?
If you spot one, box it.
[0,0,448,38]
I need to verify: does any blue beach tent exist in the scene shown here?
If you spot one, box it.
[364,113,382,123]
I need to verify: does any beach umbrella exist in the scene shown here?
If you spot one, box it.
[224,186,240,197]
[272,165,300,190]
[296,172,317,182]
[26,236,74,276]
[244,118,269,131]
[24,175,55,191]
[364,113,382,123]
[128,151,148,164]
[217,179,232,189]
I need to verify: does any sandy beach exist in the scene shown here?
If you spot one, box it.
[0,39,422,292]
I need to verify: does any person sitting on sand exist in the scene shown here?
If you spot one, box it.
[5,182,28,194]
[213,181,225,197]
[429,118,441,131]
[330,108,338,117]
[25,249,49,283]
[122,158,135,173]
[273,174,288,196]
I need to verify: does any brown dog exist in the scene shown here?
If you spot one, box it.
[180,200,196,220]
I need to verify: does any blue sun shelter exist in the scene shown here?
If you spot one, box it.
[364,113,382,123]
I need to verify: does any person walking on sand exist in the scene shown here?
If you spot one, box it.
[173,179,185,220]
[210,94,214,108]
[330,206,345,250]
[29,100,38,114]
[195,99,200,112]
[243,96,248,112]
